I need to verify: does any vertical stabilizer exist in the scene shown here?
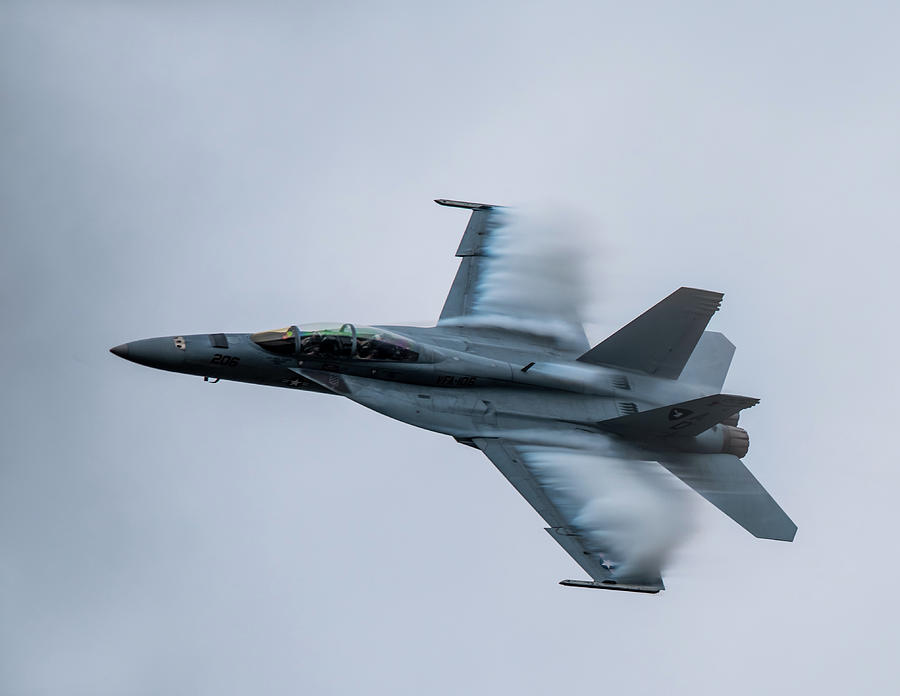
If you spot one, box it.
[678,331,736,392]
[577,287,723,379]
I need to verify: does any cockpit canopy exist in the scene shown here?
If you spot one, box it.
[251,324,420,362]
[249,326,298,356]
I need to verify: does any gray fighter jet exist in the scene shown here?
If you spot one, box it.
[111,199,796,593]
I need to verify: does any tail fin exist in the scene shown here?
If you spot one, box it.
[596,393,759,439]
[577,287,723,379]
[678,331,735,392]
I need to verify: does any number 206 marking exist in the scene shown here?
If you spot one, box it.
[210,354,240,367]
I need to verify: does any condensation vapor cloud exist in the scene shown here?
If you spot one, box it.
[521,445,693,581]
[463,207,598,348]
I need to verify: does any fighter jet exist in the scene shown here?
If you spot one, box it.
[111,199,796,593]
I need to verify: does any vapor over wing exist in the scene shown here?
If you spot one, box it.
[473,436,691,593]
[435,200,590,352]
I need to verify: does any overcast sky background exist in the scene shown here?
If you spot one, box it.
[2,1,899,694]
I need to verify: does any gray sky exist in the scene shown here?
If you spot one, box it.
[2,1,898,694]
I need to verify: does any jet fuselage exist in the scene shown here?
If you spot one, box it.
[110,327,732,457]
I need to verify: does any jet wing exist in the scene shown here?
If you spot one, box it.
[435,199,589,353]
[436,199,502,322]
[472,437,665,593]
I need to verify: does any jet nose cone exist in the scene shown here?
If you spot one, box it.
[109,336,187,371]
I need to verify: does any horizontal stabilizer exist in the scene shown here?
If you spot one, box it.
[578,287,723,379]
[659,453,797,541]
[597,394,759,439]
